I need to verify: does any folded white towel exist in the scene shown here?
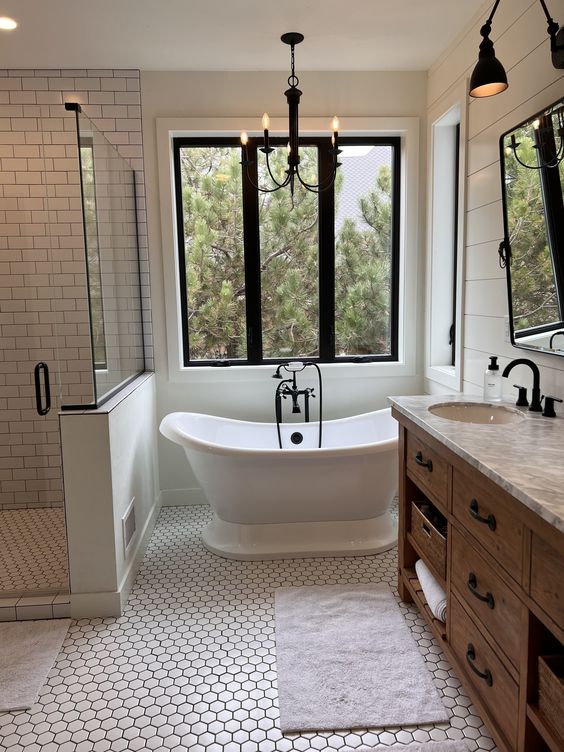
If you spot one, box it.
[415,558,447,623]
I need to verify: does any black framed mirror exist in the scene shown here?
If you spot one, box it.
[499,97,564,356]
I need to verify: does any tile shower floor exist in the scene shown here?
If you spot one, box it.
[0,505,497,751]
[0,508,68,593]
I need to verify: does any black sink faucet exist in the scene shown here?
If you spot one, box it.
[502,358,543,412]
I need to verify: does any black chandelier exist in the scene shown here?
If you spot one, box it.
[240,32,341,196]
[469,0,564,98]
[506,104,564,170]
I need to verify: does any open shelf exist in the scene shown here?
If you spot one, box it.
[402,566,447,644]
[406,531,447,590]
[526,704,563,752]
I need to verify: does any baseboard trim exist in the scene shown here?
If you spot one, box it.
[70,493,162,619]
[161,488,208,506]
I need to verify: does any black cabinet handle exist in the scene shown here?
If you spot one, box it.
[467,573,495,609]
[466,643,493,686]
[469,499,496,531]
[415,451,433,471]
[34,362,51,416]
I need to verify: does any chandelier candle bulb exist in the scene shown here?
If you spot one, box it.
[240,131,248,146]
[262,113,270,151]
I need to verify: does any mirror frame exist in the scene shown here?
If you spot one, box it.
[499,96,564,357]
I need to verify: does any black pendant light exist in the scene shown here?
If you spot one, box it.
[470,0,564,99]
[469,0,508,99]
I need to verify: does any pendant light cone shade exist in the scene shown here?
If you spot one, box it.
[469,35,508,97]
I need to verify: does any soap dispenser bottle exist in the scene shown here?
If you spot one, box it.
[483,356,502,402]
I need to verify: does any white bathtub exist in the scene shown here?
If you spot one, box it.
[159,408,398,560]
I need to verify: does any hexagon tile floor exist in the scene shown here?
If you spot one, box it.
[0,508,69,593]
[0,505,498,752]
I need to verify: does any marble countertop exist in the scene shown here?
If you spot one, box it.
[389,393,564,534]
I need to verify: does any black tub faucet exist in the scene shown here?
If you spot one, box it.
[502,358,542,412]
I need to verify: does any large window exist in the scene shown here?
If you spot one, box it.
[173,136,400,366]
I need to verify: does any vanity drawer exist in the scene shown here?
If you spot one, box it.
[452,468,523,581]
[410,502,446,581]
[406,432,449,511]
[450,594,519,749]
[530,533,564,628]
[451,527,523,670]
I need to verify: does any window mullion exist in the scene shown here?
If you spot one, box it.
[241,142,263,363]
[318,142,336,360]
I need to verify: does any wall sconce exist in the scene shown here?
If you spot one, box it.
[469,0,564,98]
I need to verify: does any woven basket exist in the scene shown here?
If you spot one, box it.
[538,655,564,742]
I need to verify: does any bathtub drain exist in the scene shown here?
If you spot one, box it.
[290,432,303,445]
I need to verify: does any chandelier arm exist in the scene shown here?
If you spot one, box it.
[511,146,562,170]
[264,150,291,189]
[295,159,339,191]
[241,161,291,192]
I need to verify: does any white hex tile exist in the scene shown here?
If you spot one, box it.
[0,504,497,751]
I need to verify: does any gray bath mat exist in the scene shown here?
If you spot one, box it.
[0,619,70,711]
[274,584,449,732]
[350,744,468,751]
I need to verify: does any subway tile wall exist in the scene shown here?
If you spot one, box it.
[0,69,152,510]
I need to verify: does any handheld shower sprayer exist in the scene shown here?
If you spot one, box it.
[272,361,305,378]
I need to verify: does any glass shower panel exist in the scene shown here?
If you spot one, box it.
[76,110,145,405]
[0,105,70,599]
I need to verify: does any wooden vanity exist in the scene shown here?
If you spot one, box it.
[391,397,564,752]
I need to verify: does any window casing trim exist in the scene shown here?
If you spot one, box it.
[424,81,467,393]
[155,117,420,383]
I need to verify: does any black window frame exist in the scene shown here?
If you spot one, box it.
[173,135,401,367]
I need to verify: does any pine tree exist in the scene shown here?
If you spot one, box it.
[179,145,394,360]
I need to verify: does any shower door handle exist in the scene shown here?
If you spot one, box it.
[34,362,51,416]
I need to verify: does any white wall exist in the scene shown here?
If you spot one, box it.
[427,0,564,398]
[61,374,160,616]
[141,70,429,501]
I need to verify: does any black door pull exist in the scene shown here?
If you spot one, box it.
[467,573,495,609]
[468,499,496,531]
[466,643,493,686]
[415,451,433,471]
[34,362,51,416]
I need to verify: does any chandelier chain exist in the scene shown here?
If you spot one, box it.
[288,44,299,88]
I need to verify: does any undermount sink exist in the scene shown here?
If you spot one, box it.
[428,401,526,425]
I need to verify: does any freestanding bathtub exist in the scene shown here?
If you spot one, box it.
[159,408,398,560]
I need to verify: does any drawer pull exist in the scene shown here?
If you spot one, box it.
[466,643,493,686]
[469,499,496,531]
[467,573,495,609]
[415,451,433,471]
[422,523,431,537]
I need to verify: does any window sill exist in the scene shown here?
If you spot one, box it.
[169,359,416,384]
[425,364,460,391]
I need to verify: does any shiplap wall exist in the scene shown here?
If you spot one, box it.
[427,0,564,398]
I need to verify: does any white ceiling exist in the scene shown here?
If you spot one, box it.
[0,0,487,72]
